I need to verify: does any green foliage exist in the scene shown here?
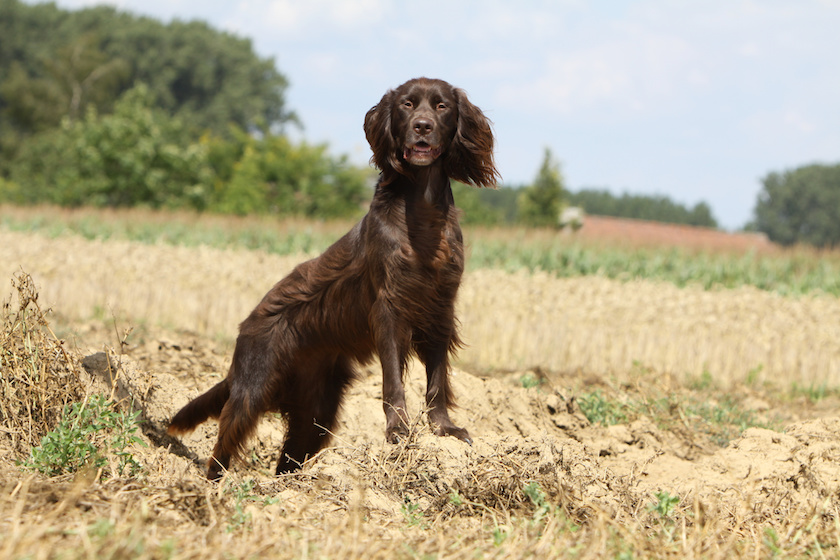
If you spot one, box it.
[9,84,213,209]
[518,148,566,227]
[207,131,370,217]
[444,182,519,226]
[451,181,506,225]
[684,395,763,446]
[0,176,24,204]
[401,497,427,528]
[753,163,840,248]
[226,478,256,532]
[0,33,129,133]
[0,0,293,138]
[522,482,551,524]
[24,394,145,478]
[568,189,719,228]
[577,390,629,426]
[789,381,837,403]
[520,373,545,389]
[574,371,773,447]
[648,491,680,518]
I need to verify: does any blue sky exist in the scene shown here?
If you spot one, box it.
[45,0,840,229]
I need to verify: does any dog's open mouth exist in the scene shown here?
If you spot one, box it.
[403,141,442,164]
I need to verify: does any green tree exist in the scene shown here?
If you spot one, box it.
[567,189,718,227]
[687,201,716,227]
[452,181,504,225]
[1,34,128,132]
[9,84,212,209]
[209,132,370,217]
[753,163,840,248]
[97,15,297,134]
[518,148,566,227]
[0,1,295,138]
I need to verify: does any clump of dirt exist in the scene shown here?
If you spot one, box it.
[79,328,840,534]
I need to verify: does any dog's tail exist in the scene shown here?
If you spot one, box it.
[168,380,230,435]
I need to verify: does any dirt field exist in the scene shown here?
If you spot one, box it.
[576,214,773,252]
[3,228,840,558]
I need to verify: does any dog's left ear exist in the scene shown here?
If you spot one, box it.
[444,89,500,188]
[365,89,403,185]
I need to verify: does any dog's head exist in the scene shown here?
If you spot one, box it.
[364,77,499,188]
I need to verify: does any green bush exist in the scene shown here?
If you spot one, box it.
[9,84,212,209]
[24,394,145,477]
[208,131,371,218]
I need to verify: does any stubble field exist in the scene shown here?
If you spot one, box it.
[3,207,840,559]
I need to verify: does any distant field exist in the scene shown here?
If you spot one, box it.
[2,205,840,387]
[3,204,840,296]
[576,214,772,252]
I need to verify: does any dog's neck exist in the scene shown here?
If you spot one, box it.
[406,162,453,210]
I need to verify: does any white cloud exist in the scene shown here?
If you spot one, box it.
[245,0,389,36]
[495,29,699,118]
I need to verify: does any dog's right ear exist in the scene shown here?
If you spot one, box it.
[364,89,403,185]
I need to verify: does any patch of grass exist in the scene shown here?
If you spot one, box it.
[789,381,839,403]
[576,372,773,447]
[226,478,256,533]
[522,481,551,525]
[520,372,545,389]
[468,233,840,296]
[648,491,680,518]
[684,395,769,446]
[577,390,630,426]
[0,205,346,257]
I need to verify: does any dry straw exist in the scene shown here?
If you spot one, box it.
[3,263,840,558]
[0,271,85,452]
[2,229,839,387]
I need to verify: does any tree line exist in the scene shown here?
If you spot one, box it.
[456,148,719,229]
[0,0,368,217]
[2,1,835,246]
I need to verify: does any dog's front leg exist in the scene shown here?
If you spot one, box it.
[418,340,472,445]
[372,302,410,442]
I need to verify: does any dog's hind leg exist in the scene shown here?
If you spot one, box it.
[206,387,265,480]
[275,356,355,474]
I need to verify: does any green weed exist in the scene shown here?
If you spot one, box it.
[24,394,145,477]
[790,381,837,403]
[577,390,630,426]
[648,491,680,518]
[520,373,545,389]
[226,479,256,533]
[523,481,551,525]
[401,497,426,529]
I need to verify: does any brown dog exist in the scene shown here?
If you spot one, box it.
[168,78,499,479]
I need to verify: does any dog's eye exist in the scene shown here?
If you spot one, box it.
[403,100,414,109]
[436,102,448,111]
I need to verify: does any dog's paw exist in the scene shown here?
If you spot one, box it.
[385,425,408,444]
[435,425,472,446]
